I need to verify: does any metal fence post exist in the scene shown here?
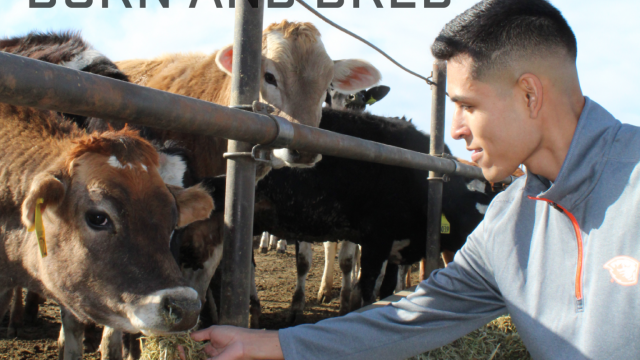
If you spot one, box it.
[424,60,447,280]
[219,0,264,327]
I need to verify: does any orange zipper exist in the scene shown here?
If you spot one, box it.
[528,196,584,308]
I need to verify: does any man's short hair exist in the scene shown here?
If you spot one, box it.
[432,0,577,79]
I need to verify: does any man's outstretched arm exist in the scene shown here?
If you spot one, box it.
[187,222,506,360]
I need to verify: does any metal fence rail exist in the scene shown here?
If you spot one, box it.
[0,52,516,184]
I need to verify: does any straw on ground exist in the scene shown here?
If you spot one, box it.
[409,315,531,360]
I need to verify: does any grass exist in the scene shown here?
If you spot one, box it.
[408,316,531,360]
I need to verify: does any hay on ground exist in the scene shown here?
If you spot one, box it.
[410,315,531,360]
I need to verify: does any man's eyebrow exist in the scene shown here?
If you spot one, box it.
[448,95,470,103]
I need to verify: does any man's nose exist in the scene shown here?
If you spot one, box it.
[451,115,470,140]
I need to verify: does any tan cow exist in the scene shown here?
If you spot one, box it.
[116,20,381,176]
[111,20,382,330]
[0,104,214,359]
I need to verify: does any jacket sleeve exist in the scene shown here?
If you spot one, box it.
[278,222,507,360]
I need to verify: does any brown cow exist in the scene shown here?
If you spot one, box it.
[0,104,214,359]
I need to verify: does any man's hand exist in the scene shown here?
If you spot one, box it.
[178,326,284,360]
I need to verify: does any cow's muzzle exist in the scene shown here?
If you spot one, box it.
[271,148,322,169]
[128,287,201,334]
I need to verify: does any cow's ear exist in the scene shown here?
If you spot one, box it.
[215,44,234,76]
[332,59,381,93]
[22,173,66,229]
[364,85,391,105]
[168,184,214,228]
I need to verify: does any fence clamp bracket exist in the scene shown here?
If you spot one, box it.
[223,101,295,164]
[427,174,450,182]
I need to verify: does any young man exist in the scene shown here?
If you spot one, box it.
[184,0,640,358]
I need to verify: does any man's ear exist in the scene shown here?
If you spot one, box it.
[22,173,66,229]
[332,59,381,93]
[215,44,234,76]
[168,184,214,228]
[518,73,543,118]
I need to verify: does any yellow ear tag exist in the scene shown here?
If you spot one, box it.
[440,214,451,235]
[27,198,47,258]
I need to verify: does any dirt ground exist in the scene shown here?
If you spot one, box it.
[0,242,421,359]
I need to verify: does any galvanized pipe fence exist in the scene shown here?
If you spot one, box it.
[0,12,517,326]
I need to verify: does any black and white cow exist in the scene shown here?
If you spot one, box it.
[325,85,391,111]
[258,84,392,255]
[252,109,499,322]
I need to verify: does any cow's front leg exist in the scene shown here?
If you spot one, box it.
[58,306,84,360]
[275,236,287,254]
[7,287,23,338]
[288,241,312,324]
[318,241,338,304]
[122,332,141,360]
[100,326,123,360]
[337,241,358,315]
[24,290,45,324]
[379,261,398,300]
[0,288,13,325]
[396,264,412,292]
[350,243,391,311]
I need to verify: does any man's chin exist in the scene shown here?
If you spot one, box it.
[481,166,506,183]
[481,164,521,183]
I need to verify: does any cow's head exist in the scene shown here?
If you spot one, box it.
[215,20,381,168]
[326,85,391,112]
[20,128,214,335]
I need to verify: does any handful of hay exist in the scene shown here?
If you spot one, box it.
[139,330,207,360]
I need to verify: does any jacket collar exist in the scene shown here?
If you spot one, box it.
[524,97,621,210]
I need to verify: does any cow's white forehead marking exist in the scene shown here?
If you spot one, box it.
[467,179,486,193]
[476,203,489,215]
[61,48,106,71]
[107,155,134,170]
[107,158,150,173]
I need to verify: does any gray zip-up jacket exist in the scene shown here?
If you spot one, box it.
[279,97,640,360]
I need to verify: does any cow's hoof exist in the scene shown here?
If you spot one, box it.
[287,310,303,325]
[6,326,22,338]
[318,291,332,304]
[277,249,286,254]
[260,247,268,254]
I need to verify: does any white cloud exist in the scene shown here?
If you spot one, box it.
[1,0,639,160]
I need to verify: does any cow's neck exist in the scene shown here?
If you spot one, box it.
[0,107,73,209]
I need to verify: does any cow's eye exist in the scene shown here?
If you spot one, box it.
[264,72,277,87]
[86,211,111,230]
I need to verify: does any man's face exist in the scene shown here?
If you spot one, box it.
[447,56,541,182]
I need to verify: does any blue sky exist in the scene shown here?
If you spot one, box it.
[1,0,638,160]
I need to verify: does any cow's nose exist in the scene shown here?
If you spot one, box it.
[161,295,201,332]
[289,149,300,160]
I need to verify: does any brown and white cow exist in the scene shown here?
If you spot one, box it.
[0,104,214,359]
